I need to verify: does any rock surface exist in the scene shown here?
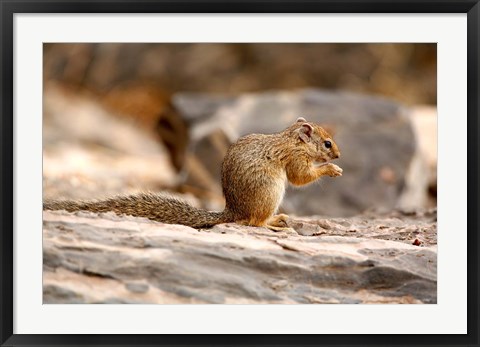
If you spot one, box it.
[43,209,437,304]
[174,89,429,217]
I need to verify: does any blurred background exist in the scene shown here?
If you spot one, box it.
[43,43,437,217]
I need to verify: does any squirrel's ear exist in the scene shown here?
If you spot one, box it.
[296,117,307,123]
[298,123,313,143]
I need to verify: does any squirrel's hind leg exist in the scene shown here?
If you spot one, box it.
[253,214,296,233]
[236,215,295,233]
[268,213,290,228]
[266,214,297,233]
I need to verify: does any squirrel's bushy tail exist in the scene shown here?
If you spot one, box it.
[43,193,231,229]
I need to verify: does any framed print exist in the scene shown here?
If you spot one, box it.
[1,1,479,346]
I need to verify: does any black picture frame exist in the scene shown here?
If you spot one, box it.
[1,1,479,346]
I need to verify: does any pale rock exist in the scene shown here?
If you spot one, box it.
[43,209,437,304]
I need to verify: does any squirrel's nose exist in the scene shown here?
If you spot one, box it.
[333,152,340,159]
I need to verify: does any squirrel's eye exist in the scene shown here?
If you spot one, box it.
[324,140,332,149]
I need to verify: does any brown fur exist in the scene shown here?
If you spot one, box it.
[44,118,342,229]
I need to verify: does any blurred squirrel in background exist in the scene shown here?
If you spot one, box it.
[44,117,342,231]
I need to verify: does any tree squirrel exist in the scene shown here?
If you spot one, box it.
[43,117,342,231]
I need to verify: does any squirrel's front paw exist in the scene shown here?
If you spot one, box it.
[326,163,343,177]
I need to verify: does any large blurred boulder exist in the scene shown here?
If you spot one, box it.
[174,89,428,217]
